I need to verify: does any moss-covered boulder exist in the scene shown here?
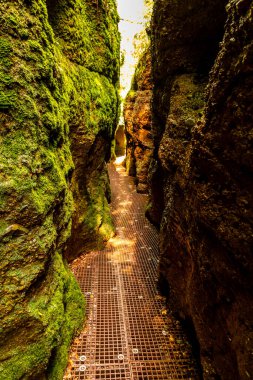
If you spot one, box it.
[0,0,119,378]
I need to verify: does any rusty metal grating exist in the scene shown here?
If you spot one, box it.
[64,162,199,380]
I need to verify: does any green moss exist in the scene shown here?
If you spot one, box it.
[0,37,12,57]
[0,253,85,380]
[84,180,114,240]
[47,262,85,379]
[0,38,14,110]
[0,221,8,237]
[0,0,119,376]
[46,0,120,80]
[111,138,117,160]
[0,91,16,110]
[131,47,150,91]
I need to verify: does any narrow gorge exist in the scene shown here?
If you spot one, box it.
[0,0,252,379]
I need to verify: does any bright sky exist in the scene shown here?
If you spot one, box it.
[117,0,146,101]
[117,0,145,21]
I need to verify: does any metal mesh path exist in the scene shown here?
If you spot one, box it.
[64,162,199,380]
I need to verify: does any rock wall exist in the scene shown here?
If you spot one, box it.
[50,0,120,259]
[150,0,253,378]
[114,124,126,157]
[0,0,119,378]
[124,48,153,193]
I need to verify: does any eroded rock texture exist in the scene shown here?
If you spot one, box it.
[114,124,126,157]
[0,0,119,378]
[124,48,153,193]
[150,0,253,378]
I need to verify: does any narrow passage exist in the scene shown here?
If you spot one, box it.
[65,161,199,379]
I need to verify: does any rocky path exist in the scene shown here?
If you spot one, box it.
[64,161,199,379]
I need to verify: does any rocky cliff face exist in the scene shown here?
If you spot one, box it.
[124,48,153,193]
[0,0,119,378]
[150,0,253,378]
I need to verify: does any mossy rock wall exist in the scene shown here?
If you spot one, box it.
[0,0,119,378]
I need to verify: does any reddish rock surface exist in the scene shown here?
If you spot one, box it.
[124,48,154,193]
[150,0,253,378]
[115,124,126,156]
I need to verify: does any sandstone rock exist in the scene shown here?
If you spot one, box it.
[0,0,119,378]
[124,48,154,193]
[115,124,126,157]
[150,0,253,378]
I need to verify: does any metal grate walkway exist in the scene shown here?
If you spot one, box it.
[64,161,199,380]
